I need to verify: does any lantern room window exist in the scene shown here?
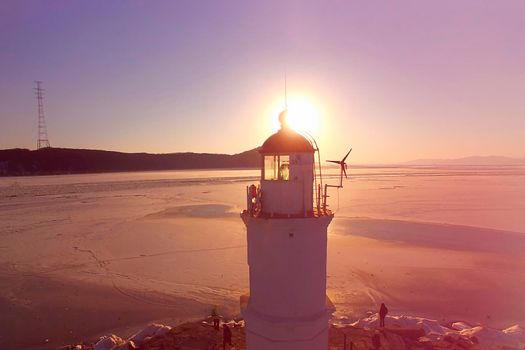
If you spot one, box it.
[264,155,290,180]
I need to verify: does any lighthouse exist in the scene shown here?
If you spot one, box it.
[241,109,334,350]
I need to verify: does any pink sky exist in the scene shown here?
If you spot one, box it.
[1,1,524,163]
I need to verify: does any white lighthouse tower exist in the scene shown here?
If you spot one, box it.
[241,110,334,350]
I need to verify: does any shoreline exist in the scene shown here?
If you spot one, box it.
[3,269,522,350]
[64,315,525,350]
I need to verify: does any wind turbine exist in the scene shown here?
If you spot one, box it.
[326,148,352,188]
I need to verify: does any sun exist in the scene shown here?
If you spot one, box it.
[273,97,320,135]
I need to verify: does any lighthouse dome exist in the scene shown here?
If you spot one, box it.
[260,109,314,154]
[260,128,314,154]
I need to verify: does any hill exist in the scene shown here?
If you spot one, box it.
[0,147,260,176]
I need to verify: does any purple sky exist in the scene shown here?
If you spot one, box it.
[1,1,524,163]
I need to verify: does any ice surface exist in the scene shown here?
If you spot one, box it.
[0,166,524,349]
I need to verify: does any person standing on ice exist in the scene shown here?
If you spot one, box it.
[211,305,220,330]
[379,303,388,327]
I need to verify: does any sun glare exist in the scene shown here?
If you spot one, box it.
[272,98,320,135]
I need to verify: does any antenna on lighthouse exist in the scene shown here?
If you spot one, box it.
[34,81,51,149]
[284,72,288,110]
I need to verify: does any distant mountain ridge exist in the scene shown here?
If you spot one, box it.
[403,156,525,166]
[0,147,260,176]
[2,148,523,176]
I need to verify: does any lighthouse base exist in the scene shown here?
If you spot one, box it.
[241,298,332,350]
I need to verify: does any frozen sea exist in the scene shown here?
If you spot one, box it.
[0,166,524,349]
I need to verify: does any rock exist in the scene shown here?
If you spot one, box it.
[115,340,137,350]
[70,316,525,350]
[503,324,525,345]
[451,322,472,331]
[384,327,426,340]
[380,329,407,350]
[351,313,453,338]
[129,323,172,347]
[460,326,523,349]
[94,334,125,350]
[454,336,474,349]
[58,345,83,350]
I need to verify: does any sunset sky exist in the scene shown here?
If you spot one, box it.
[1,1,524,163]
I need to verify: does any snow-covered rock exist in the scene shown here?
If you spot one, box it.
[93,334,124,350]
[351,313,453,336]
[460,325,525,349]
[451,321,472,331]
[417,318,453,336]
[350,313,380,329]
[128,323,172,347]
[503,324,525,341]
[350,313,525,349]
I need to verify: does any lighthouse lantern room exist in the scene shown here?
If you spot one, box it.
[241,110,334,350]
